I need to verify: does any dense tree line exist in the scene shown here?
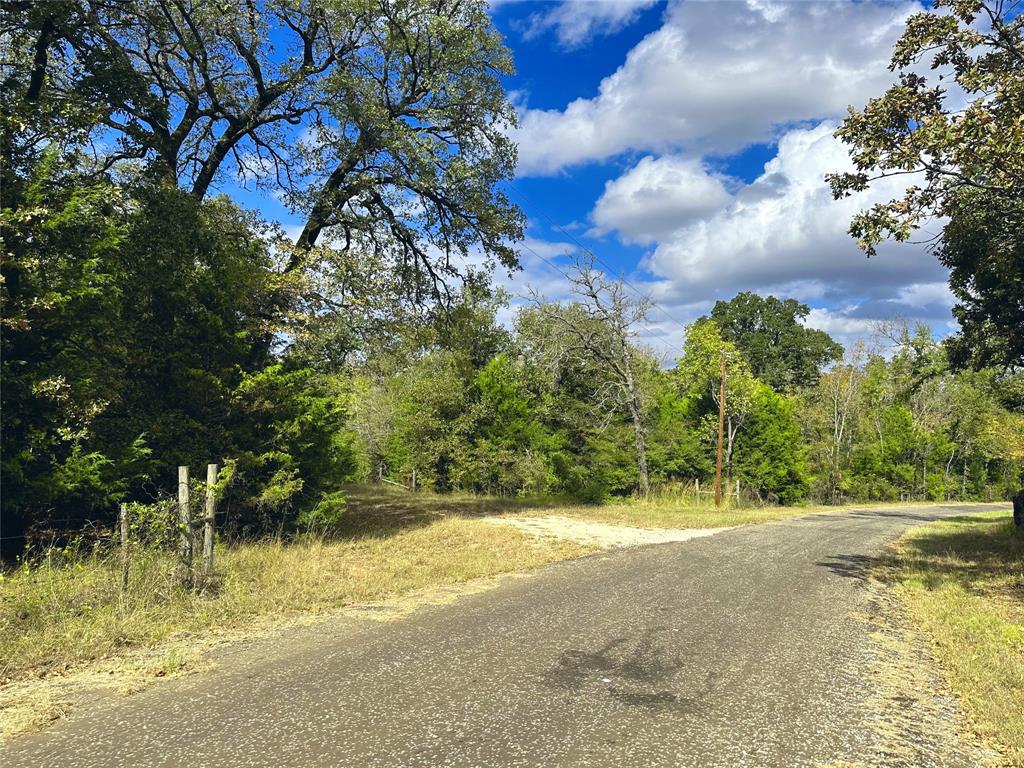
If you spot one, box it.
[2,0,1022,554]
[346,290,1024,506]
[1,0,522,552]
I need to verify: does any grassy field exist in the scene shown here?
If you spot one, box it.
[881,511,1024,766]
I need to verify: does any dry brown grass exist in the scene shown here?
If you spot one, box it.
[881,511,1024,766]
[0,515,589,684]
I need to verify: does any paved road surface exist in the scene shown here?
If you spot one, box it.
[2,504,1002,768]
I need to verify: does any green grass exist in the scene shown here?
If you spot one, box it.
[882,511,1024,766]
[539,495,819,529]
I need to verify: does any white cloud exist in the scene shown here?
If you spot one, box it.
[895,281,955,309]
[521,0,661,49]
[805,304,958,355]
[639,122,951,312]
[804,307,888,354]
[513,0,920,175]
[590,155,733,243]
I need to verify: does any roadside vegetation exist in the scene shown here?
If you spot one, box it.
[1,0,1022,747]
[0,490,594,683]
[882,512,1024,766]
[2,483,1000,687]
[0,484,822,683]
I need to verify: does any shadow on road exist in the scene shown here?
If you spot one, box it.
[543,628,710,712]
[842,510,948,522]
[816,553,877,581]
[335,484,565,541]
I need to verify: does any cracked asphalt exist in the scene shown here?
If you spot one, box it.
[1,504,1002,768]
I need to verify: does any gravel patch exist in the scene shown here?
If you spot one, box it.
[486,515,734,548]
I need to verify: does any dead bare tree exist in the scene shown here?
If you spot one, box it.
[527,253,653,497]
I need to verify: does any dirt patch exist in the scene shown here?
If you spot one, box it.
[486,514,734,548]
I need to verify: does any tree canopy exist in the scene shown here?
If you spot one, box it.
[3,0,524,304]
[828,0,1023,371]
[707,292,843,390]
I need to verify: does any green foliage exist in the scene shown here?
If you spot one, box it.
[1,154,358,547]
[733,384,810,504]
[645,373,710,483]
[829,0,1024,370]
[294,492,349,535]
[228,364,358,535]
[939,194,1024,371]
[801,330,1024,504]
[708,292,843,389]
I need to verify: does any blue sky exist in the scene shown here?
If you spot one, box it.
[235,0,958,360]
[483,0,956,360]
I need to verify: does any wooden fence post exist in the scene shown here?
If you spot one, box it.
[202,463,217,586]
[119,502,129,596]
[177,466,192,588]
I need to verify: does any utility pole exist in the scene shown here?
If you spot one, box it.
[715,349,726,507]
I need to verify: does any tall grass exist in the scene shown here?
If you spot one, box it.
[1,517,590,681]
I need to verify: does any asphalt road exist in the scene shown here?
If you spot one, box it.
[2,504,1001,768]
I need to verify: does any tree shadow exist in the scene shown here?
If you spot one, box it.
[816,552,877,581]
[333,484,567,541]
[543,627,712,713]
[823,514,1022,602]
[842,509,949,522]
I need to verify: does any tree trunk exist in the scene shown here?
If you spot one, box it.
[1014,488,1024,529]
[725,418,738,479]
[626,393,650,498]
[622,361,650,498]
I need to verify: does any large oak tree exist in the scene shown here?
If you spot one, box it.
[3,0,524,301]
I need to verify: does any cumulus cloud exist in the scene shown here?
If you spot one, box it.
[590,155,733,243]
[641,122,949,310]
[513,0,920,175]
[521,0,662,49]
[805,302,958,355]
